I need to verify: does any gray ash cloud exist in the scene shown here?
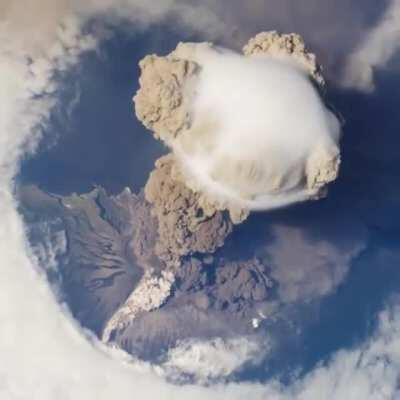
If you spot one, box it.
[19,183,276,362]
[17,31,351,368]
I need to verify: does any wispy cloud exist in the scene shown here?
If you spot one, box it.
[341,0,400,91]
[1,1,400,399]
[265,220,367,303]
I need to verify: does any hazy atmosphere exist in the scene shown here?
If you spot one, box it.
[2,1,400,399]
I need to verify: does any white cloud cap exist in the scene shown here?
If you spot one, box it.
[174,47,341,211]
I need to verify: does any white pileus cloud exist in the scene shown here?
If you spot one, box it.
[173,47,340,211]
[1,1,400,399]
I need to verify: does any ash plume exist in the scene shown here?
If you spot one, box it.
[134,32,341,223]
[4,0,400,398]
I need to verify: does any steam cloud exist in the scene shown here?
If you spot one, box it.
[2,0,400,399]
[177,46,340,210]
[135,36,341,217]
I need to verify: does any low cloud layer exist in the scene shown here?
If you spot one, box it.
[2,0,400,92]
[2,1,400,399]
[2,226,400,399]
[163,336,269,383]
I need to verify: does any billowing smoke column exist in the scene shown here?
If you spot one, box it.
[134,32,341,223]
